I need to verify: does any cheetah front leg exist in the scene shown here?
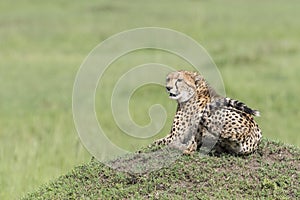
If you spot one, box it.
[151,106,202,154]
[152,133,174,146]
[182,126,202,155]
[154,127,199,155]
[182,136,198,155]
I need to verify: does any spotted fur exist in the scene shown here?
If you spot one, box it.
[153,70,262,155]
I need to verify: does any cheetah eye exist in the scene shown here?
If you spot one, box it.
[177,78,183,82]
[166,78,170,82]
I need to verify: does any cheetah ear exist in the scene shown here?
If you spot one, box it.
[193,72,203,84]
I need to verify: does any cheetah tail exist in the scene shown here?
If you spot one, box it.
[225,98,260,117]
[211,98,260,117]
[251,110,260,117]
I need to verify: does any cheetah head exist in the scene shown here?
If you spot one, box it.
[166,70,202,103]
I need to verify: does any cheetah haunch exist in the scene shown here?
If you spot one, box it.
[154,70,262,155]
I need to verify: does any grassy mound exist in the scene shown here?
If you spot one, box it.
[23,139,299,199]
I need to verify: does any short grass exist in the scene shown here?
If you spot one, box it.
[22,139,300,199]
[1,0,300,199]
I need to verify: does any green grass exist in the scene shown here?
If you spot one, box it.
[1,0,300,199]
[22,139,300,199]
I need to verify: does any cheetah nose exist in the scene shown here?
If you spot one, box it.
[166,86,172,92]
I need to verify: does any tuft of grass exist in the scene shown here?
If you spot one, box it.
[23,139,300,199]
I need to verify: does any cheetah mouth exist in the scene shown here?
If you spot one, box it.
[169,93,179,99]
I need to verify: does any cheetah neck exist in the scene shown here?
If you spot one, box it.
[178,79,221,111]
[197,81,220,104]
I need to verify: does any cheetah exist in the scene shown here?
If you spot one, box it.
[153,70,262,155]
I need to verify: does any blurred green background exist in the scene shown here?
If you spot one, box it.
[1,0,299,199]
